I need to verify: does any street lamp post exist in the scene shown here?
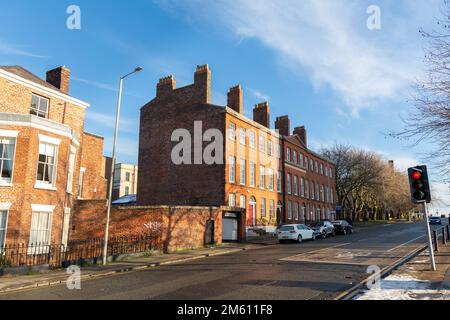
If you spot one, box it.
[102,67,142,266]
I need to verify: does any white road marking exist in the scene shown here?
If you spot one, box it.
[386,235,426,253]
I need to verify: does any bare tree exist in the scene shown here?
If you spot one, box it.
[391,0,450,181]
[322,144,415,221]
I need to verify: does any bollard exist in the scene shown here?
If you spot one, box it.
[433,230,439,252]
[443,227,447,245]
[447,225,450,241]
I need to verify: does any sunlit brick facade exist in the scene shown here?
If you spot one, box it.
[138,65,336,239]
[0,65,106,246]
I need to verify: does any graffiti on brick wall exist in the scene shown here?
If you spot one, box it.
[144,221,163,232]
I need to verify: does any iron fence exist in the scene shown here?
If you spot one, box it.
[0,233,162,268]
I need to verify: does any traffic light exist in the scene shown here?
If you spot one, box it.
[408,166,431,204]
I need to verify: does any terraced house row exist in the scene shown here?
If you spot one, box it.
[138,65,337,241]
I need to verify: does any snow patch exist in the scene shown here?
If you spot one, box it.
[355,274,450,300]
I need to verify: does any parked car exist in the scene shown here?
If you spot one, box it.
[277,224,316,243]
[310,221,335,239]
[429,216,442,225]
[332,220,354,235]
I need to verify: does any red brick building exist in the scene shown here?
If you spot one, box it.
[138,65,336,241]
[0,65,107,247]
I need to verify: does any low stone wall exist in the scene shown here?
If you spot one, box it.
[71,200,222,252]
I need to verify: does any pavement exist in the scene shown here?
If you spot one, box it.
[355,224,450,300]
[0,220,437,300]
[0,243,265,294]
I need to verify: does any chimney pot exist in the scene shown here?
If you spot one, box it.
[156,75,176,97]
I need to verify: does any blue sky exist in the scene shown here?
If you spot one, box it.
[0,0,448,212]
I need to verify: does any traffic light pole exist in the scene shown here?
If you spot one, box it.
[423,202,436,271]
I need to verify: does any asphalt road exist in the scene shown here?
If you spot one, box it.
[0,221,444,300]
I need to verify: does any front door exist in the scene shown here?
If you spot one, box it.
[248,203,256,226]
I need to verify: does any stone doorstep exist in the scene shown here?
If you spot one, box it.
[0,247,248,294]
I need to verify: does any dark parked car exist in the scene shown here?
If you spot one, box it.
[429,216,442,225]
[332,220,354,235]
[310,221,335,239]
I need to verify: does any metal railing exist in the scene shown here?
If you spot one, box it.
[0,233,162,268]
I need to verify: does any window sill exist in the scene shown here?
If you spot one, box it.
[34,183,57,191]
[0,181,12,187]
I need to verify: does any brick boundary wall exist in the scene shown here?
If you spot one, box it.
[71,200,223,252]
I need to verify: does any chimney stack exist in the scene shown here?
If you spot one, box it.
[253,101,270,128]
[293,126,307,148]
[194,64,211,104]
[227,85,243,114]
[46,66,70,94]
[275,115,290,136]
[156,75,176,97]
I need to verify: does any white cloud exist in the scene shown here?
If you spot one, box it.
[73,77,117,92]
[85,110,138,134]
[157,0,441,116]
[0,40,48,58]
[103,136,139,160]
[247,87,270,102]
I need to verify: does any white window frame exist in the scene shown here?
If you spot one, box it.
[0,203,11,250]
[261,198,266,218]
[259,135,266,153]
[228,193,236,207]
[240,195,246,209]
[268,168,274,191]
[268,140,273,156]
[229,123,236,141]
[305,180,309,199]
[293,175,298,196]
[239,128,246,145]
[66,145,76,194]
[277,171,282,193]
[78,167,86,199]
[29,204,55,253]
[250,162,256,187]
[259,165,265,189]
[0,130,18,186]
[301,177,305,198]
[35,135,60,191]
[239,159,246,185]
[287,201,292,220]
[286,147,291,162]
[287,174,292,194]
[30,93,49,118]
[249,131,256,149]
[269,199,275,218]
[61,207,71,247]
[294,202,299,221]
[228,156,236,183]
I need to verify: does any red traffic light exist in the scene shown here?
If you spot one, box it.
[411,171,421,180]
